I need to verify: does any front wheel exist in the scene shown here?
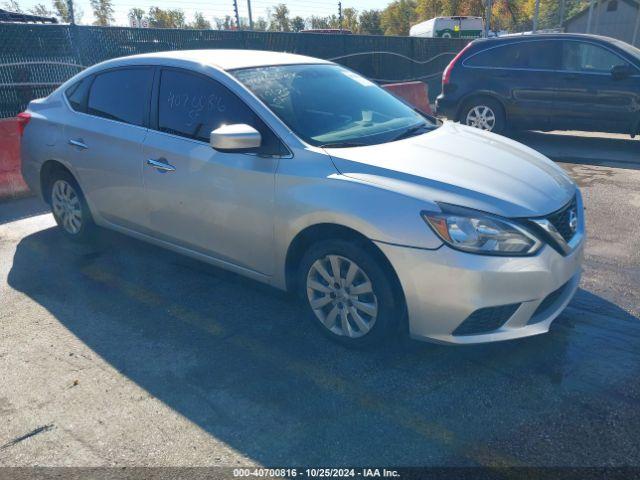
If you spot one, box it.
[460,97,506,134]
[298,239,403,348]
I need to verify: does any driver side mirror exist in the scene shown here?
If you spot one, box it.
[611,64,633,80]
[210,124,262,152]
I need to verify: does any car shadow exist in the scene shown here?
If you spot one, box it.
[7,226,640,466]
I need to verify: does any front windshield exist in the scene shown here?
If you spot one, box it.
[232,64,435,147]
[612,38,640,62]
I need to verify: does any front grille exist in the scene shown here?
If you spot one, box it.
[546,196,577,243]
[528,281,570,324]
[453,303,520,336]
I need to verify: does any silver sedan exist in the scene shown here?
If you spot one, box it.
[20,49,584,347]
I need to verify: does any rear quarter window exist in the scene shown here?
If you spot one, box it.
[465,41,560,70]
[64,76,92,113]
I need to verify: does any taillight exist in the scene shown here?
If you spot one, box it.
[442,43,473,87]
[16,112,31,137]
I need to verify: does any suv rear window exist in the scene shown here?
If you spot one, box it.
[87,68,153,126]
[465,40,560,70]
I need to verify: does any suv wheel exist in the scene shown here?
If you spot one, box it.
[298,239,402,348]
[460,97,505,134]
[49,170,95,242]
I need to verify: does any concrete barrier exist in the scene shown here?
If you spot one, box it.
[382,81,433,116]
[0,117,30,200]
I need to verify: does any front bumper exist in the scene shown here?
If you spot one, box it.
[376,239,584,345]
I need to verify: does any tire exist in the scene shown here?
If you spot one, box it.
[48,169,96,242]
[459,96,506,135]
[297,239,403,348]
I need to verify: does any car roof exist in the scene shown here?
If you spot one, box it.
[106,49,331,71]
[473,32,617,45]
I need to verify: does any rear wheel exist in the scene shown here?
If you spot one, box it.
[298,239,403,348]
[460,97,506,134]
[48,170,95,242]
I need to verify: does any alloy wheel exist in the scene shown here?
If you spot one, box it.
[51,179,83,235]
[465,105,496,131]
[306,254,378,338]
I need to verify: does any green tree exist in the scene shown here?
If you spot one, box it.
[269,3,290,31]
[342,7,358,32]
[291,15,305,32]
[90,0,114,26]
[52,0,81,23]
[190,11,211,29]
[148,6,185,28]
[380,0,417,35]
[358,9,383,35]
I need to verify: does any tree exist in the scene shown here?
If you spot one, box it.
[2,0,21,12]
[380,0,417,35]
[128,7,144,24]
[358,9,383,35]
[254,17,268,30]
[52,0,82,23]
[269,3,290,32]
[291,15,305,32]
[29,3,54,17]
[90,0,114,26]
[214,15,233,29]
[148,7,185,28]
[342,7,358,32]
[190,11,211,29]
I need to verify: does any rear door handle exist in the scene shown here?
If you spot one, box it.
[68,138,88,149]
[146,158,176,172]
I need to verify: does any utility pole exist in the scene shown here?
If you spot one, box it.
[247,0,253,29]
[532,0,540,32]
[586,0,595,33]
[559,0,566,28]
[67,0,75,24]
[233,0,240,29]
[484,0,492,37]
[338,1,343,33]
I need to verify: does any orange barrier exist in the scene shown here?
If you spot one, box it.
[0,118,30,200]
[382,81,433,116]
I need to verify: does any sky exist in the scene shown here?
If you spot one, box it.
[12,0,391,26]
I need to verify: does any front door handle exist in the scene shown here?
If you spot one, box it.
[68,138,88,149]
[146,158,176,172]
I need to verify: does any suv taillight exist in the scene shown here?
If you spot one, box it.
[16,112,31,137]
[442,43,473,87]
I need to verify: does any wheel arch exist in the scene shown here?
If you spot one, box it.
[284,223,406,312]
[39,160,76,205]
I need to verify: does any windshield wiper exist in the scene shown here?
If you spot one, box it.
[318,141,368,148]
[391,123,434,142]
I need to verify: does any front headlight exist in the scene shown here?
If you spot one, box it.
[421,204,542,256]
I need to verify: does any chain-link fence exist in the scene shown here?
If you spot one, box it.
[0,23,470,118]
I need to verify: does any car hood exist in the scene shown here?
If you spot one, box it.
[325,122,576,218]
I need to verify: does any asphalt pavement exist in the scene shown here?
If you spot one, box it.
[0,134,639,467]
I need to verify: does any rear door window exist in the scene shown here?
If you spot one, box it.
[157,68,285,155]
[465,41,560,70]
[561,41,629,73]
[87,68,153,126]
